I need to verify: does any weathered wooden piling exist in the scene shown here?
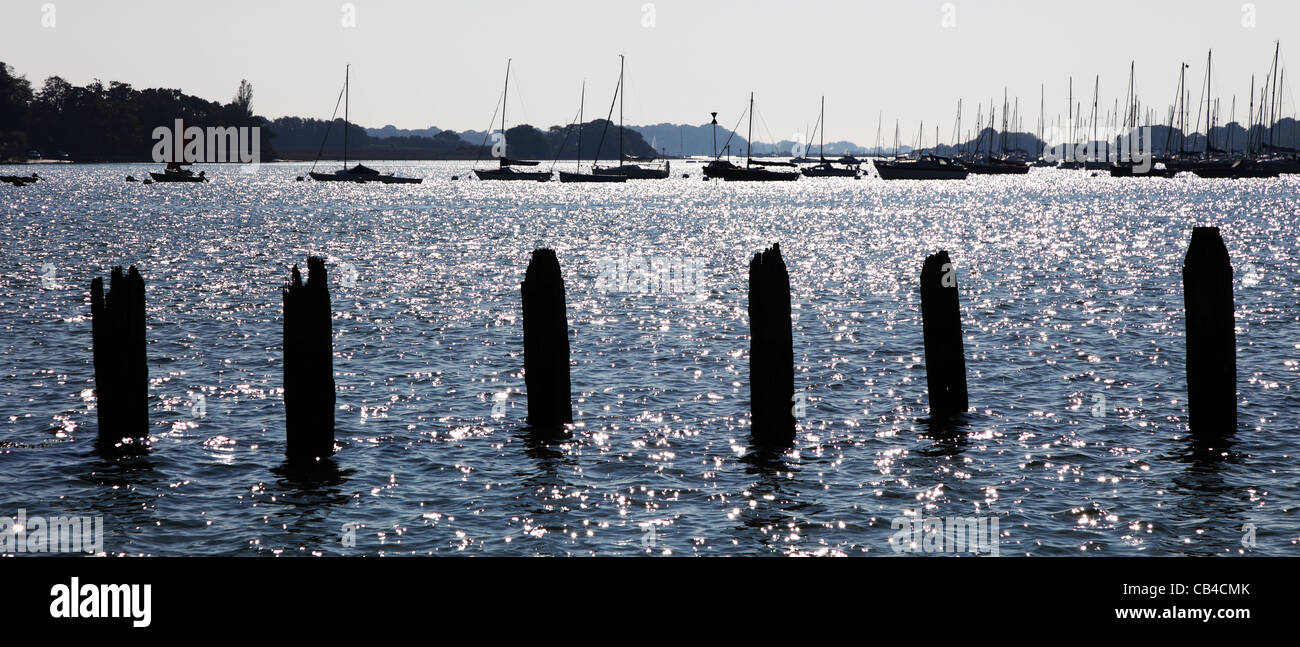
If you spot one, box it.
[90,266,148,443]
[920,251,969,419]
[520,249,573,426]
[1182,227,1237,435]
[282,257,335,461]
[748,243,795,444]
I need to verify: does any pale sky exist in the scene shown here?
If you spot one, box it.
[2,0,1295,144]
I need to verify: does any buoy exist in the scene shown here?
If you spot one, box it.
[451,175,459,181]
[125,176,137,182]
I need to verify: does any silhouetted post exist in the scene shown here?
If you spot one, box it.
[1182,227,1236,435]
[520,249,573,426]
[282,257,335,461]
[748,243,795,444]
[90,266,148,443]
[920,251,969,419]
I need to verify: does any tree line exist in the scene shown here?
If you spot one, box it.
[1,62,658,162]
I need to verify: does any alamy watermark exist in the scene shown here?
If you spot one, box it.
[594,251,710,302]
[889,509,999,556]
[1,509,104,554]
[39,262,58,289]
[151,120,261,172]
[1041,125,1153,173]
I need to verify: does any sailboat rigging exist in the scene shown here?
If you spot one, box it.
[800,96,862,177]
[559,80,627,183]
[703,93,798,181]
[474,59,552,181]
[309,65,421,184]
[592,56,669,179]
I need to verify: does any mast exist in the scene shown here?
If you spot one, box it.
[502,59,512,163]
[1091,75,1099,161]
[1206,49,1213,155]
[987,107,995,160]
[819,95,826,161]
[874,111,882,157]
[957,99,963,157]
[1176,63,1186,155]
[1230,95,1236,155]
[618,54,625,166]
[1270,41,1280,148]
[578,80,585,169]
[747,92,754,167]
[1248,75,1255,154]
[1127,62,1135,128]
[1039,85,1044,160]
[344,64,350,168]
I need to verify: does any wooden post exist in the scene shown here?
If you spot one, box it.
[90,266,148,443]
[282,257,335,461]
[748,243,795,445]
[1182,227,1237,435]
[521,249,573,426]
[920,251,969,419]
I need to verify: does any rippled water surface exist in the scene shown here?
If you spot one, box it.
[2,161,1297,556]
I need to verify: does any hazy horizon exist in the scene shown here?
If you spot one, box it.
[2,0,1297,145]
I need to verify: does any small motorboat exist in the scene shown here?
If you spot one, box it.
[1191,159,1280,178]
[962,156,1029,175]
[1,172,40,185]
[474,166,552,181]
[592,162,670,179]
[800,161,860,178]
[558,170,627,183]
[149,163,207,183]
[874,155,968,180]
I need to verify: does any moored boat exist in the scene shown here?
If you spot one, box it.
[149,163,207,182]
[705,93,799,182]
[1,172,40,185]
[310,164,421,184]
[1191,159,1279,178]
[874,155,968,180]
[308,66,422,184]
[474,59,552,182]
[589,56,669,180]
[799,97,861,178]
[557,80,628,184]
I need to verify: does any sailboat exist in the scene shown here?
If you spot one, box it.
[1031,85,1053,166]
[703,93,799,181]
[800,96,861,178]
[474,59,552,181]
[1110,61,1177,177]
[592,56,669,179]
[963,92,1029,174]
[559,81,627,183]
[150,162,207,183]
[309,66,421,184]
[1253,42,1300,174]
